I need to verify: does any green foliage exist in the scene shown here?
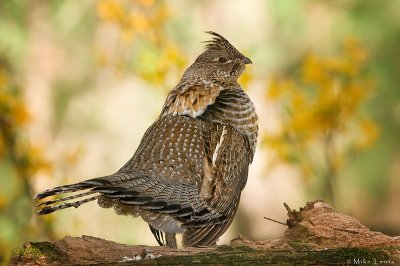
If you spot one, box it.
[14,242,65,262]
[0,56,54,264]
[265,39,377,205]
[95,0,188,88]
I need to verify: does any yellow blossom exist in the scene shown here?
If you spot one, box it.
[302,54,326,85]
[154,3,170,22]
[356,118,379,149]
[344,37,368,64]
[267,77,281,99]
[264,135,292,162]
[138,0,155,7]
[97,0,125,22]
[265,37,378,197]
[0,195,6,210]
[129,13,150,33]
[165,45,187,68]
[267,77,295,99]
[24,145,52,175]
[0,67,7,88]
[121,28,135,43]
[95,0,183,88]
[94,48,109,66]
[238,66,254,89]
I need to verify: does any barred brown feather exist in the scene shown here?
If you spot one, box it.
[34,31,258,248]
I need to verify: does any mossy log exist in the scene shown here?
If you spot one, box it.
[11,201,400,265]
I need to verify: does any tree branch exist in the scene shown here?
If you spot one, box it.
[11,200,400,265]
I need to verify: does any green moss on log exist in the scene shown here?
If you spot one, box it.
[14,241,66,262]
[11,240,399,265]
[105,246,397,265]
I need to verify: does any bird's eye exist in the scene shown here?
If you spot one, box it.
[218,57,227,63]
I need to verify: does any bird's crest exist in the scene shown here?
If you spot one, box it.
[203,31,241,56]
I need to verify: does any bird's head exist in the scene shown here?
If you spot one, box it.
[182,31,252,84]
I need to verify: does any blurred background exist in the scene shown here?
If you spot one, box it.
[1,0,400,262]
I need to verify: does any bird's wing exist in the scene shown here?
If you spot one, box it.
[200,122,250,212]
[161,80,223,118]
[35,115,221,221]
[93,115,251,227]
[91,115,224,220]
[181,121,251,246]
[99,116,251,237]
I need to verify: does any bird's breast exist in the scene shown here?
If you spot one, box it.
[200,87,258,159]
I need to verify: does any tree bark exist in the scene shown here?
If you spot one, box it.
[11,200,400,265]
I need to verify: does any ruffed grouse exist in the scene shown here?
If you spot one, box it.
[35,32,258,248]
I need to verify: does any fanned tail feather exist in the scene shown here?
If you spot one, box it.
[37,194,100,215]
[34,183,93,199]
[36,190,97,207]
[34,176,112,215]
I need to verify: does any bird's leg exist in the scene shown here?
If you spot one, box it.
[165,233,177,248]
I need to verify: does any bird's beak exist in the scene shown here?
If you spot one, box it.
[241,57,252,65]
